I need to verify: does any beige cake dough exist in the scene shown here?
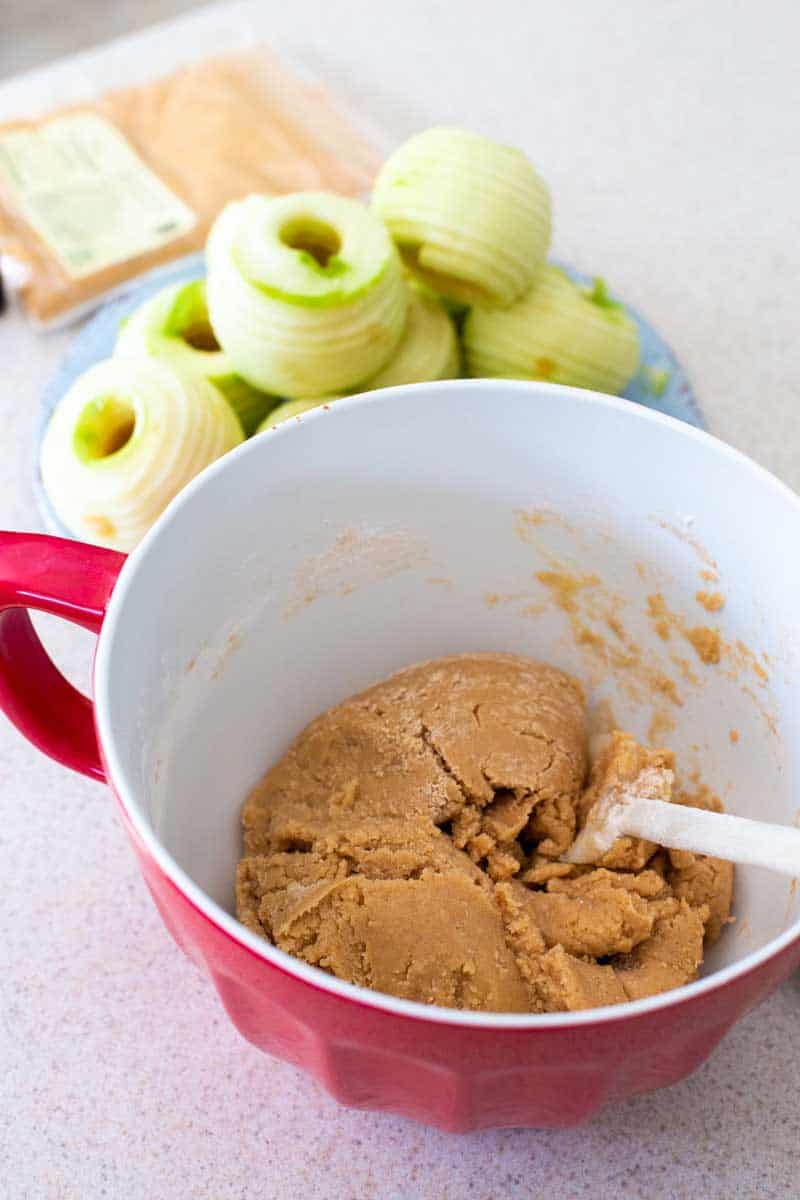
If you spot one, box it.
[236,654,733,1013]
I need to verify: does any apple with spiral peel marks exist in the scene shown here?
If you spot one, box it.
[254,284,461,428]
[464,266,640,395]
[360,289,460,390]
[116,279,277,434]
[373,127,551,308]
[40,358,243,551]
[255,288,460,426]
[206,193,409,398]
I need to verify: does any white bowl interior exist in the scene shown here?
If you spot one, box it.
[99,382,800,980]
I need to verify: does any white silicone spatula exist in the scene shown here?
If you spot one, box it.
[563,777,800,877]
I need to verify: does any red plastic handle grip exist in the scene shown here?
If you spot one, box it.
[0,532,125,781]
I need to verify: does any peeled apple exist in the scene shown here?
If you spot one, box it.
[40,357,243,551]
[373,127,551,308]
[464,266,640,395]
[361,289,460,390]
[206,192,409,397]
[116,279,276,434]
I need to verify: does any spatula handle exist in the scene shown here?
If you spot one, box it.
[621,797,800,877]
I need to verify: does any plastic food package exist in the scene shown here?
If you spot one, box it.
[0,45,380,327]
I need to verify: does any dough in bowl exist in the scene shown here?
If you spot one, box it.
[236,654,733,1013]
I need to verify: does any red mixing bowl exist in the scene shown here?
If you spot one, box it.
[3,382,799,1131]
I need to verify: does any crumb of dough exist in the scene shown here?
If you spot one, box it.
[525,793,577,858]
[237,654,733,1013]
[729,729,739,744]
[696,590,725,612]
[686,625,722,664]
[519,857,579,886]
[647,592,673,641]
[576,623,606,651]
[647,593,723,667]
[536,570,600,614]
[648,672,682,706]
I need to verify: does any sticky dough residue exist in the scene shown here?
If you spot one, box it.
[284,525,429,617]
[503,506,777,740]
[655,519,718,571]
[502,510,689,743]
[696,590,725,613]
[645,592,769,690]
[646,592,726,665]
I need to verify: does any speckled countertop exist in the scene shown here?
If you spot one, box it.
[1,3,799,1197]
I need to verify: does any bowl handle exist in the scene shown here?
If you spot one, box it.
[0,532,125,781]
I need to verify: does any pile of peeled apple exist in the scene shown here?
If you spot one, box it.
[41,128,640,552]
